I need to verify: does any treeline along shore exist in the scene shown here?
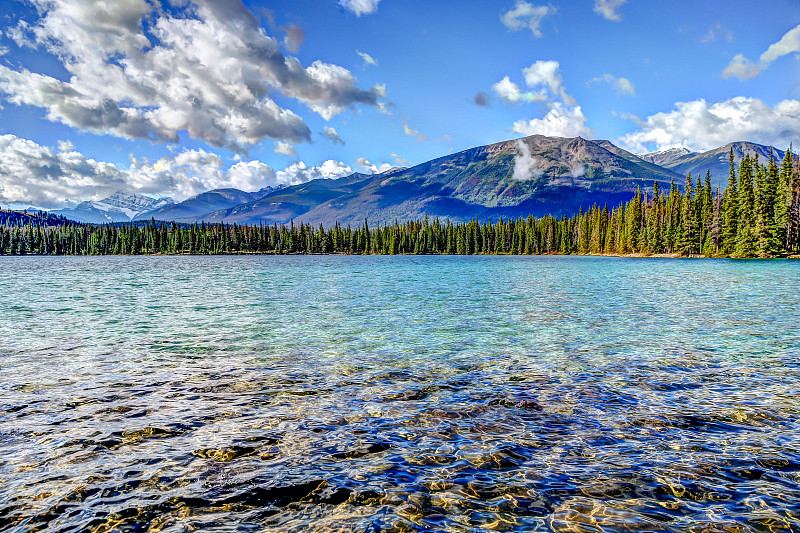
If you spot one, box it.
[2,148,799,258]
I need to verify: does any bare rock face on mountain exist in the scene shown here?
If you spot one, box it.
[636,147,696,166]
[50,191,174,223]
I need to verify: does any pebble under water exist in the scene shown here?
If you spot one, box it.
[1,255,799,532]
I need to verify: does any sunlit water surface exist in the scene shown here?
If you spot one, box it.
[1,255,799,532]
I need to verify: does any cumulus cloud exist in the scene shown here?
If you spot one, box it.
[512,140,544,181]
[357,50,378,68]
[500,1,555,38]
[0,0,384,151]
[277,159,353,183]
[339,0,381,16]
[523,60,574,105]
[723,24,800,80]
[593,0,627,21]
[492,76,546,103]
[496,61,592,139]
[587,74,635,96]
[619,97,800,152]
[0,133,129,207]
[0,134,355,208]
[222,160,278,191]
[321,125,345,145]
[355,157,392,174]
[493,60,572,105]
[274,141,297,156]
[512,103,594,138]
[473,91,491,107]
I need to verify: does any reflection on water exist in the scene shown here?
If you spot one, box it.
[1,255,799,532]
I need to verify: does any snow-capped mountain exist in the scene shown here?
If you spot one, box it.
[636,147,696,166]
[51,191,174,223]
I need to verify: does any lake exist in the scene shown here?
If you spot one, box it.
[1,255,799,532]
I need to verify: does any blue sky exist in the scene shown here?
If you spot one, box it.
[0,0,798,208]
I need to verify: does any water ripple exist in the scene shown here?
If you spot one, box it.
[1,256,799,532]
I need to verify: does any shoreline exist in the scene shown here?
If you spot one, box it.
[1,251,797,259]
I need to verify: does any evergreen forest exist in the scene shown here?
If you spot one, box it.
[2,148,798,258]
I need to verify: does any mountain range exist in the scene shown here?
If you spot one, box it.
[48,137,791,226]
[50,191,175,224]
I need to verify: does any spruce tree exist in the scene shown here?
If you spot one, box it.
[721,148,738,254]
[735,155,756,257]
[680,174,694,255]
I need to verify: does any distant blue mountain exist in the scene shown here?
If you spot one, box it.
[134,187,275,221]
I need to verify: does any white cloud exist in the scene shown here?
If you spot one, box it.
[321,125,345,145]
[57,140,75,152]
[274,141,297,156]
[223,160,278,191]
[391,153,409,166]
[339,0,381,16]
[0,0,384,151]
[523,61,560,94]
[493,60,572,105]
[523,60,574,104]
[355,157,392,174]
[723,24,800,80]
[402,123,426,142]
[761,24,800,64]
[593,0,627,21]
[512,139,544,181]
[498,61,591,139]
[0,134,357,207]
[587,73,635,96]
[512,103,594,138]
[619,97,800,152]
[276,159,354,183]
[493,77,522,102]
[722,54,763,81]
[0,134,129,208]
[500,1,555,38]
[357,50,378,67]
[492,76,546,103]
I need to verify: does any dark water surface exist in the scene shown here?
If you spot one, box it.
[1,255,799,532]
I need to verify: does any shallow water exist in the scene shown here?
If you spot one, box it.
[1,255,799,532]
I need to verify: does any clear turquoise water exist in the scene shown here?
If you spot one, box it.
[1,255,799,532]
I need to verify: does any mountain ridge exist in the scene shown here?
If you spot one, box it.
[50,191,174,223]
[41,137,795,226]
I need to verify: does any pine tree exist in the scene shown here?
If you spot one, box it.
[680,174,694,256]
[721,148,738,254]
[735,155,756,257]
